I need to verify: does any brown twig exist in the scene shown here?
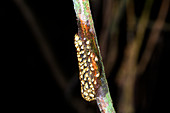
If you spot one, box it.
[100,0,117,76]
[138,19,170,32]
[99,0,113,62]
[100,0,128,76]
[126,0,136,41]
[13,0,67,89]
[116,0,154,113]
[137,0,170,75]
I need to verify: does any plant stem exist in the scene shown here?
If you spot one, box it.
[72,0,116,113]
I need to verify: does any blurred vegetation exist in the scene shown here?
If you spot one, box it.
[4,0,170,113]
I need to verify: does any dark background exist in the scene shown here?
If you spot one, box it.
[2,0,170,113]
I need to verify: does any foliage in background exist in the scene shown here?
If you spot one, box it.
[13,0,170,112]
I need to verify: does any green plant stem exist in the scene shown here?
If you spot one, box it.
[72,0,116,113]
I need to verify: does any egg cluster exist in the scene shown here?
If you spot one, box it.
[74,34,100,101]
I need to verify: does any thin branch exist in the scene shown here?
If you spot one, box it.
[13,0,67,89]
[138,0,170,75]
[137,19,170,32]
[126,0,136,41]
[116,0,154,113]
[134,0,154,61]
[72,0,116,112]
[100,0,128,76]
[99,0,113,62]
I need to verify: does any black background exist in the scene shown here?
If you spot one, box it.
[2,0,170,113]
